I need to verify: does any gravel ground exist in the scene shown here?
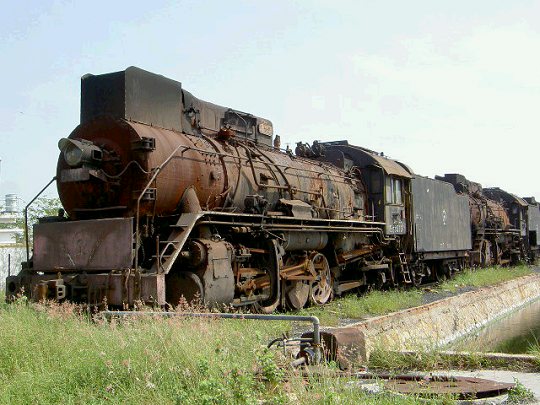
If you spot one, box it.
[421,285,477,305]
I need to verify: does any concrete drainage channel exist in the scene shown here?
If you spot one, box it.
[306,274,540,366]
[300,273,540,403]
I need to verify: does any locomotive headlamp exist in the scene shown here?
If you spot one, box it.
[58,138,103,167]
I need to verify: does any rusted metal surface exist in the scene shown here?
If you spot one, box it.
[57,119,368,222]
[485,187,528,236]
[60,67,367,223]
[6,271,165,306]
[436,174,512,233]
[49,78,375,309]
[356,373,514,399]
[436,173,525,266]
[366,153,413,178]
[33,218,133,271]
[168,238,235,306]
[318,141,409,235]
[81,67,273,145]
[301,328,367,370]
[48,68,375,309]
[320,141,413,178]
[57,118,224,218]
[309,252,333,305]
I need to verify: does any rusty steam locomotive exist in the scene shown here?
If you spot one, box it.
[5,67,540,310]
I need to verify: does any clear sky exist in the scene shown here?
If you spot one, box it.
[1,0,539,205]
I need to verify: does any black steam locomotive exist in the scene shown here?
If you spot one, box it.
[5,67,540,311]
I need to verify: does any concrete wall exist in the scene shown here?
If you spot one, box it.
[0,229,22,245]
[0,246,25,289]
[338,274,540,360]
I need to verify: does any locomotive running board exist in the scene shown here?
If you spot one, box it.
[150,212,205,274]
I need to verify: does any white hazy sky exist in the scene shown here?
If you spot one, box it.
[1,0,539,205]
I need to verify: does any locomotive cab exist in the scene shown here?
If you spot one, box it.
[318,141,412,236]
[484,188,528,237]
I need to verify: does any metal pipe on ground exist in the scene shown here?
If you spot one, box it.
[100,311,321,364]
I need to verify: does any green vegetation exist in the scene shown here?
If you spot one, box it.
[507,378,535,404]
[438,265,532,293]
[368,347,540,372]
[528,342,540,369]
[299,289,423,326]
[0,300,443,404]
[0,196,62,245]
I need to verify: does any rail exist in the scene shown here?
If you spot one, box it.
[100,311,321,364]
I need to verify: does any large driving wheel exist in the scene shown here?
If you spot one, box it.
[253,266,280,314]
[166,271,204,307]
[309,253,334,305]
[411,267,423,287]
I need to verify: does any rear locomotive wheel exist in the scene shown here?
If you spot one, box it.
[251,240,282,313]
[411,268,424,287]
[431,264,447,282]
[309,253,334,305]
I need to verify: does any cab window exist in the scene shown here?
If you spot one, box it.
[385,177,403,204]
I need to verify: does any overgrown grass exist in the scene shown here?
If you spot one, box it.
[0,301,277,404]
[299,289,423,326]
[0,300,446,404]
[368,347,540,372]
[0,265,534,403]
[438,264,532,293]
[528,342,540,369]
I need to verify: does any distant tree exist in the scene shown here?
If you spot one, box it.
[14,197,63,245]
